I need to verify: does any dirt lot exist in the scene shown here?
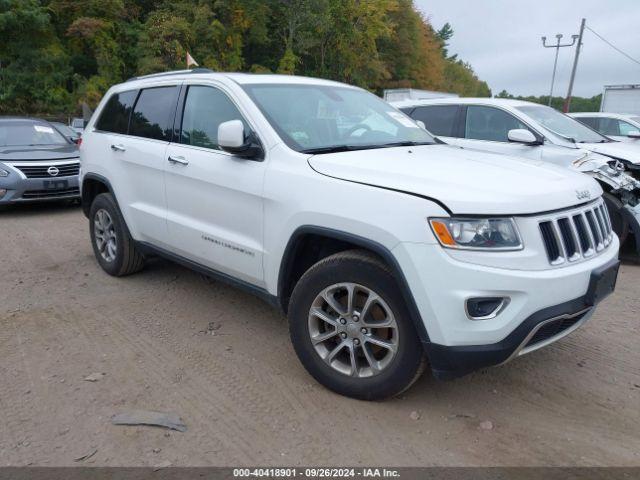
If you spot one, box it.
[1,204,639,467]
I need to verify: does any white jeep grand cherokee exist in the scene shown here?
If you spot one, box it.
[80,70,620,400]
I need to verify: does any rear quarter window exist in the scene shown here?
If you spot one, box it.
[95,90,138,134]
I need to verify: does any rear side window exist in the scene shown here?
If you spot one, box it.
[180,86,248,150]
[409,105,459,137]
[465,105,529,142]
[576,116,599,130]
[129,86,179,141]
[95,90,138,134]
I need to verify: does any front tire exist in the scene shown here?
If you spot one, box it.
[288,250,425,400]
[89,193,145,276]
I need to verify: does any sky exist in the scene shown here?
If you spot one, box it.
[414,0,640,97]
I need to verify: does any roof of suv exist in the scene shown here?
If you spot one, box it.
[122,70,351,89]
[569,112,639,119]
[390,97,535,109]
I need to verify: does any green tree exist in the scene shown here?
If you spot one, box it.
[0,0,71,114]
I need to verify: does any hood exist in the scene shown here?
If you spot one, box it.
[0,144,79,161]
[308,145,602,215]
[581,141,640,164]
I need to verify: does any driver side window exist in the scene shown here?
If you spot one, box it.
[465,105,530,142]
[180,86,248,150]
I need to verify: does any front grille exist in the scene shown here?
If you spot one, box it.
[21,187,80,199]
[538,200,613,265]
[524,311,588,348]
[13,162,80,178]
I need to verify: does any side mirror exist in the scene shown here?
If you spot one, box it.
[415,120,426,130]
[508,129,539,145]
[218,120,263,159]
[627,130,640,139]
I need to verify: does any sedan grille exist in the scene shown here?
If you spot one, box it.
[21,187,80,199]
[13,162,80,179]
[539,200,613,265]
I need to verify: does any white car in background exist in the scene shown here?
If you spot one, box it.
[394,98,640,253]
[570,112,640,143]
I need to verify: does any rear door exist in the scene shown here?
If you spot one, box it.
[163,83,266,286]
[109,85,179,244]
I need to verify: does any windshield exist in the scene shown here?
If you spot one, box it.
[517,105,608,143]
[241,84,434,153]
[0,121,69,146]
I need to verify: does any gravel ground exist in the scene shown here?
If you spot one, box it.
[1,203,639,467]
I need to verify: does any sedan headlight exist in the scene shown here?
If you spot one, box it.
[429,217,523,250]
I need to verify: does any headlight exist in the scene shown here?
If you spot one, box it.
[0,168,9,177]
[429,217,523,250]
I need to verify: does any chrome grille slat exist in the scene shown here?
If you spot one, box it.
[13,162,80,179]
[538,200,612,265]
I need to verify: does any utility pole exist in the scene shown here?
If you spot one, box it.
[563,18,586,113]
[541,34,579,106]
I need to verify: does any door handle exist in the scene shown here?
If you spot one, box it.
[168,155,189,166]
[110,144,126,152]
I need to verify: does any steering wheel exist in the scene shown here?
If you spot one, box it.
[344,123,372,139]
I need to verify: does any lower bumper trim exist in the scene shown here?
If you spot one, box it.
[425,258,619,380]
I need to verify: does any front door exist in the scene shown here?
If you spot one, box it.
[448,105,543,162]
[164,84,266,286]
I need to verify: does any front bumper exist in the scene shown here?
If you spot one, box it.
[393,239,620,379]
[0,166,79,204]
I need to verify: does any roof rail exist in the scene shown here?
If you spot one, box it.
[126,68,214,82]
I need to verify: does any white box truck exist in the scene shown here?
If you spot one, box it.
[383,88,458,102]
[601,84,640,115]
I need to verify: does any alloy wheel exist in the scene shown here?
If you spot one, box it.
[94,208,117,262]
[308,282,399,378]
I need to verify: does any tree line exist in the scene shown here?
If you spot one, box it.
[0,0,491,115]
[495,90,602,113]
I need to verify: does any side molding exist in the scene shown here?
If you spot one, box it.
[137,242,280,308]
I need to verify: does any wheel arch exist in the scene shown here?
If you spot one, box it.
[81,173,117,218]
[277,226,430,344]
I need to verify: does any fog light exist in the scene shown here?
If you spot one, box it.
[466,297,509,320]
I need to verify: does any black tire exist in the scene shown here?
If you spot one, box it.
[89,193,145,276]
[288,249,425,400]
[603,192,629,245]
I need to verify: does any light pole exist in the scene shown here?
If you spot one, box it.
[541,33,579,106]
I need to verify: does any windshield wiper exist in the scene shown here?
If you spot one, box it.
[377,141,435,148]
[301,145,367,154]
[301,141,434,154]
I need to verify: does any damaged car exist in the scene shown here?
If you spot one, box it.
[393,98,640,255]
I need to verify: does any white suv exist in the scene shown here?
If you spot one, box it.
[80,71,619,399]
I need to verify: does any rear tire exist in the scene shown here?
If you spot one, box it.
[603,192,629,245]
[89,193,144,276]
[288,249,425,400]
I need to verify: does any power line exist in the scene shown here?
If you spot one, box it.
[585,24,640,67]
